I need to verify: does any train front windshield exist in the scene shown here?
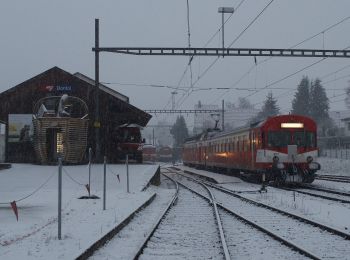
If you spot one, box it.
[267,131,315,148]
[118,128,141,143]
[267,131,291,147]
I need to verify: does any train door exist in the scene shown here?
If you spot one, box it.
[198,143,202,165]
[204,144,207,168]
[251,131,255,169]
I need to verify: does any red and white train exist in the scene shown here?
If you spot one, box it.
[183,115,321,184]
[142,144,157,163]
[157,146,173,162]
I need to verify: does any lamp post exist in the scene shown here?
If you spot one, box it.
[218,7,234,57]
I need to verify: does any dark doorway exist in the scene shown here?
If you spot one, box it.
[46,128,63,163]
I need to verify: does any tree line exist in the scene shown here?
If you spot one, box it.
[253,76,332,136]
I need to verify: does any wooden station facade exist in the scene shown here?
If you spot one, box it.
[0,67,151,164]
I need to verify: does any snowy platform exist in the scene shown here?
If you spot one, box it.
[0,163,160,259]
[174,165,242,184]
[0,163,11,170]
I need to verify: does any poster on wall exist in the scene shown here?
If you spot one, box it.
[0,123,5,135]
[8,114,34,142]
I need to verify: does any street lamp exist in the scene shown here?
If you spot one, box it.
[218,7,234,57]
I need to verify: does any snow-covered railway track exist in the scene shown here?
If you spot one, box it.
[88,174,178,260]
[316,174,350,183]
[172,172,350,259]
[279,186,350,204]
[138,170,227,260]
[171,172,318,260]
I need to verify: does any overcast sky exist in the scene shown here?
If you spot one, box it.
[1,0,350,126]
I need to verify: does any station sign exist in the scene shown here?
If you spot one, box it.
[39,84,73,92]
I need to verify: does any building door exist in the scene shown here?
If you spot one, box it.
[46,128,63,162]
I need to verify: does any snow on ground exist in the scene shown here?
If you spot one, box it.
[91,183,175,259]
[0,163,159,259]
[317,156,350,176]
[177,158,350,234]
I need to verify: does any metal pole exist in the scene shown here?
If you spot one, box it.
[58,157,62,240]
[126,154,129,193]
[222,12,224,57]
[88,147,92,197]
[152,128,155,146]
[95,18,100,161]
[222,99,225,131]
[103,155,106,210]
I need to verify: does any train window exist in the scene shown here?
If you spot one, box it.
[268,131,291,147]
[294,131,315,148]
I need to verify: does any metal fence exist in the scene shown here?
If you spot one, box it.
[321,148,350,159]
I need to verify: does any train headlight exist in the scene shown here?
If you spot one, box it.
[309,162,320,170]
[277,162,285,169]
[307,156,313,163]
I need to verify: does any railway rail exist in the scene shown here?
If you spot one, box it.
[170,172,320,260]
[316,174,350,183]
[280,185,350,204]
[170,168,350,259]
[138,169,229,259]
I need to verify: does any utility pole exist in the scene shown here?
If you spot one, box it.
[218,7,234,57]
[171,91,178,110]
[94,18,101,161]
[222,99,225,131]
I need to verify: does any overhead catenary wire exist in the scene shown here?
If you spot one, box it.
[208,15,350,106]
[253,44,350,107]
[176,0,275,108]
[162,2,242,110]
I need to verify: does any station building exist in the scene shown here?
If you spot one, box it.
[0,66,151,164]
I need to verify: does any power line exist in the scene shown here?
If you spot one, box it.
[177,0,275,108]
[320,63,350,80]
[163,0,246,110]
[208,15,350,105]
[253,44,350,107]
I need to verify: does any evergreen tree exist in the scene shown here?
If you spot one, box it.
[291,76,310,116]
[256,92,280,120]
[309,79,329,123]
[237,97,254,109]
[170,115,189,147]
[309,79,330,136]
